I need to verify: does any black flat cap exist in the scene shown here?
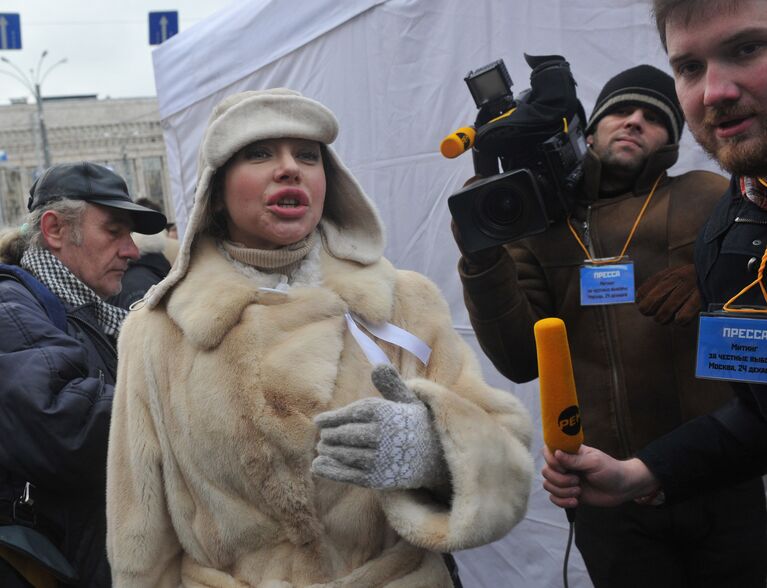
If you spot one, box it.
[28,162,167,235]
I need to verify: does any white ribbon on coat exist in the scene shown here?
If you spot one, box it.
[345,313,431,367]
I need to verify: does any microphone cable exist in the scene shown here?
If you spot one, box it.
[562,517,575,588]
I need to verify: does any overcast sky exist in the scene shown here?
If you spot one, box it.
[0,0,235,105]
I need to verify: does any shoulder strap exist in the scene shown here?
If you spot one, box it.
[0,264,68,332]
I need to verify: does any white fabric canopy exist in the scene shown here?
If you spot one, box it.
[152,2,722,586]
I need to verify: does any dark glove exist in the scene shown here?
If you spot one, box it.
[451,217,504,276]
[636,264,703,325]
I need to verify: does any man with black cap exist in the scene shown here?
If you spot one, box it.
[455,65,766,586]
[0,162,166,587]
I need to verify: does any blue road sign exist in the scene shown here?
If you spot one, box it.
[0,13,22,50]
[149,11,179,45]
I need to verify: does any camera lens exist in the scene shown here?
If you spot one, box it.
[480,188,523,227]
[450,168,550,249]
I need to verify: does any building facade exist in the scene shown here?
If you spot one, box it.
[0,95,172,227]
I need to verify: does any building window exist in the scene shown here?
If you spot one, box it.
[142,156,166,210]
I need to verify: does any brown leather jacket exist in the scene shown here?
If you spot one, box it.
[459,145,733,458]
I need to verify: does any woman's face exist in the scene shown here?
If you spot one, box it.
[222,138,326,249]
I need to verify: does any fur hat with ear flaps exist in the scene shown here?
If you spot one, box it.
[144,88,385,309]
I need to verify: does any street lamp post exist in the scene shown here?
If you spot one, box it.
[33,83,51,168]
[0,51,67,170]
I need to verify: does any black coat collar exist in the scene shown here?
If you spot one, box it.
[702,176,767,244]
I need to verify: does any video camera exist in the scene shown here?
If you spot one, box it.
[443,54,588,253]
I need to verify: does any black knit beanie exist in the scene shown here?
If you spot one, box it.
[586,65,683,144]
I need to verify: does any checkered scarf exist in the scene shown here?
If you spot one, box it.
[740,177,767,211]
[20,246,128,337]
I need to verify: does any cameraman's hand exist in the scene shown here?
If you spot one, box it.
[451,219,504,274]
[636,264,702,325]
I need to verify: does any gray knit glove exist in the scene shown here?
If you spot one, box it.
[311,365,447,490]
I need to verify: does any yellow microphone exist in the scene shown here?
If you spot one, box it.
[534,317,583,454]
[439,126,476,159]
[534,317,583,524]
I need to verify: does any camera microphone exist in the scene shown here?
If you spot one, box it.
[440,126,476,158]
[534,317,583,523]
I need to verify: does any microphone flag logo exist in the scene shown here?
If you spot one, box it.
[558,405,581,436]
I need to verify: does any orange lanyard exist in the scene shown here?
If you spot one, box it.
[566,175,663,266]
[722,177,767,313]
[722,246,767,314]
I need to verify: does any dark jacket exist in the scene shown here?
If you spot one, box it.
[107,232,175,310]
[459,146,733,458]
[107,251,170,310]
[637,177,767,500]
[0,265,115,587]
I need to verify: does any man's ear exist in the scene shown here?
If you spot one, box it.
[586,134,594,147]
[40,210,67,252]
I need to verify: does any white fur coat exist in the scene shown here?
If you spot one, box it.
[106,236,533,587]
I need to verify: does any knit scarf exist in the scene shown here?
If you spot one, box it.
[20,246,128,337]
[222,231,316,275]
[218,230,322,290]
[740,176,767,211]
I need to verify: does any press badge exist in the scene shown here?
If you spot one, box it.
[579,259,635,306]
[696,313,767,384]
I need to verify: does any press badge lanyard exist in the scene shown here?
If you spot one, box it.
[696,229,767,384]
[567,175,662,306]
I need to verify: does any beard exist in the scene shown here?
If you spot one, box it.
[692,105,767,177]
[595,143,649,187]
[600,146,646,175]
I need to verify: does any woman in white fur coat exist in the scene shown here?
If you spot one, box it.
[106,89,534,587]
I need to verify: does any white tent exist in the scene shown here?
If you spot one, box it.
[152,2,719,586]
